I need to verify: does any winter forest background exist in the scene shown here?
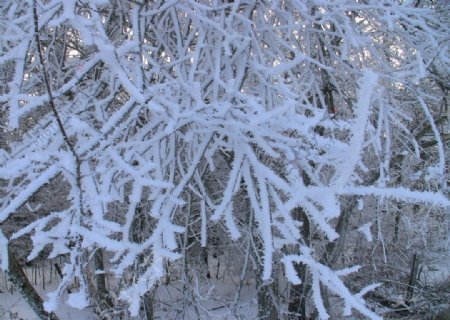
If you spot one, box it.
[0,0,449,319]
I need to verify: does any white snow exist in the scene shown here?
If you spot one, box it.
[357,222,373,242]
[66,290,89,310]
[0,230,8,271]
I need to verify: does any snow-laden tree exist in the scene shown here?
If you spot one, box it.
[0,0,448,319]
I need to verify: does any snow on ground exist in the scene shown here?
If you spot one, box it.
[0,290,95,320]
[0,265,96,320]
[0,260,260,320]
[0,245,448,319]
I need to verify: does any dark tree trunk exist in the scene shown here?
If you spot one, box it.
[322,199,355,267]
[256,276,278,320]
[253,213,279,319]
[288,207,311,319]
[7,247,60,320]
[141,291,154,320]
[131,202,155,320]
[406,253,420,301]
[92,248,113,318]
[288,263,309,319]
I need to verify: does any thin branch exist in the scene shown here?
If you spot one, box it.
[32,1,85,216]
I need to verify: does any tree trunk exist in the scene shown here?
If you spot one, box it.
[288,207,311,319]
[288,263,309,319]
[322,199,355,267]
[256,276,278,320]
[406,253,420,301]
[92,248,113,318]
[131,202,155,320]
[7,247,60,320]
[253,210,279,319]
[141,291,154,320]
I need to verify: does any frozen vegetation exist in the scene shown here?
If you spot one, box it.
[0,0,449,319]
